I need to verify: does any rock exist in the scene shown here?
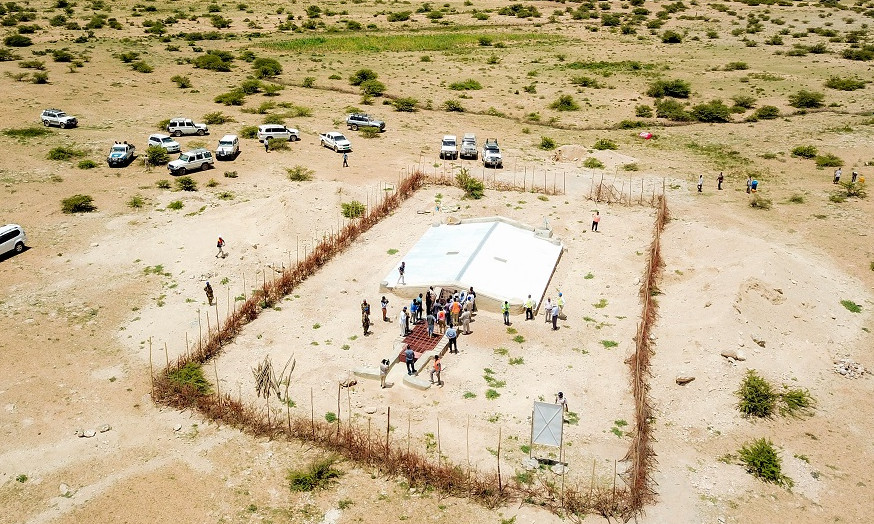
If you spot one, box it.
[363,407,377,415]
[834,359,866,378]
[675,376,695,385]
[551,463,567,475]
[98,424,111,433]
[59,483,72,497]
[83,430,96,438]
[174,423,183,432]
[522,457,539,470]
[721,348,746,361]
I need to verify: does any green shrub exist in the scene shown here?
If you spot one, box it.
[253,57,282,78]
[175,176,198,192]
[30,71,48,84]
[749,194,772,209]
[144,145,170,166]
[18,59,44,70]
[262,114,284,125]
[3,126,51,139]
[239,79,262,94]
[571,76,603,88]
[167,362,211,394]
[240,125,258,139]
[456,168,484,199]
[539,136,556,150]
[752,105,780,120]
[61,194,96,213]
[341,200,366,218]
[788,194,804,204]
[301,76,316,88]
[0,48,21,61]
[127,195,145,208]
[287,165,314,181]
[690,99,732,123]
[593,138,618,150]
[788,90,824,109]
[386,10,412,22]
[171,74,191,88]
[77,159,97,169]
[791,145,818,159]
[267,138,289,151]
[824,76,866,91]
[736,370,777,417]
[839,181,867,199]
[622,163,639,171]
[202,112,233,125]
[635,105,653,118]
[393,97,418,112]
[361,127,380,139]
[780,387,815,417]
[841,299,862,313]
[647,79,691,98]
[731,95,757,109]
[262,83,284,96]
[360,79,385,96]
[449,79,482,90]
[443,99,465,112]
[349,68,377,86]
[4,34,32,47]
[156,179,171,189]
[214,90,245,106]
[583,157,605,169]
[287,456,342,492]
[738,438,792,487]
[166,200,184,210]
[655,99,691,121]
[52,49,74,62]
[661,30,683,43]
[724,61,749,71]
[47,146,85,161]
[549,94,579,111]
[815,153,843,167]
[194,50,234,71]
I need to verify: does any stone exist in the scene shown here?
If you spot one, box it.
[59,483,72,497]
[364,407,377,415]
[98,424,111,433]
[522,457,539,470]
[721,348,746,361]
[675,376,695,385]
[174,423,183,432]
[551,463,567,475]
[83,430,96,438]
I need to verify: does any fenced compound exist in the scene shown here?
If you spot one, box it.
[151,169,669,522]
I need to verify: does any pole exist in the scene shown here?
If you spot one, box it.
[198,310,202,354]
[337,383,341,440]
[311,387,315,437]
[164,342,169,368]
[386,406,391,454]
[497,426,502,493]
[148,337,154,399]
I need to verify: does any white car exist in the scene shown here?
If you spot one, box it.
[440,135,458,160]
[215,135,239,160]
[257,125,299,143]
[167,118,208,137]
[147,133,181,154]
[41,109,78,128]
[168,148,214,176]
[0,224,26,257]
[319,131,351,152]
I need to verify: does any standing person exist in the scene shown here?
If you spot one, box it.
[717,172,724,190]
[697,174,703,193]
[592,211,600,232]
[430,355,442,386]
[381,296,389,322]
[468,287,477,312]
[555,391,568,412]
[502,300,511,326]
[446,326,458,354]
[397,261,406,285]
[746,176,752,194]
[361,299,371,335]
[343,152,349,168]
[398,307,409,337]
[834,167,842,184]
[551,302,560,331]
[426,312,436,338]
[404,344,416,375]
[409,299,418,326]
[751,179,759,192]
[524,295,534,320]
[557,292,565,318]
[204,281,214,305]
[544,298,553,323]
[437,308,447,334]
[264,138,269,153]
[852,170,858,183]
[460,309,471,335]
[415,293,424,322]
[379,359,390,389]
[450,299,461,327]
[216,237,225,258]
[425,287,434,316]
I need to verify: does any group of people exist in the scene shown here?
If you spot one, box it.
[510,292,565,330]
[389,286,477,339]
[833,168,862,185]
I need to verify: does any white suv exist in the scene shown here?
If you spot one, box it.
[167,118,208,137]
[0,224,26,257]
[41,109,78,128]
[215,135,239,160]
[257,125,299,143]
[168,148,214,175]
[147,133,181,154]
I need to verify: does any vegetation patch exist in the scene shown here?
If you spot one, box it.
[3,127,51,139]
[287,455,342,492]
[265,33,560,53]
[167,362,211,394]
[840,299,862,313]
[341,200,366,218]
[287,166,314,181]
[738,438,793,487]
[61,194,96,214]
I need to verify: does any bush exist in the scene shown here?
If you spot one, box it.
[349,68,377,86]
[267,138,289,151]
[30,71,48,84]
[647,79,691,98]
[724,61,749,71]
[393,97,418,112]
[837,181,868,199]
[286,166,314,181]
[47,146,85,161]
[175,176,198,192]
[253,57,282,78]
[749,194,772,209]
[239,79,262,94]
[4,34,32,47]
[690,99,732,123]
[635,105,653,118]
[118,51,140,63]
[214,90,245,106]
[456,169,484,199]
[571,76,603,88]
[731,95,756,109]
[128,195,145,208]
[61,194,96,213]
[791,145,818,159]
[549,94,579,111]
[0,48,21,61]
[262,114,284,125]
[539,136,556,150]
[171,74,191,88]
[583,157,605,169]
[443,99,465,112]
[360,79,385,96]
[202,112,233,125]
[738,438,792,487]
[156,179,171,189]
[752,105,780,120]
[788,90,824,109]
[167,362,211,394]
[736,370,777,417]
[593,138,618,150]
[301,76,315,88]
[449,79,482,91]
[815,153,843,167]
[780,387,815,417]
[3,127,51,139]
[240,125,258,139]
[661,30,683,43]
[166,200,183,210]
[144,145,170,166]
[77,159,97,169]
[194,51,233,72]
[655,99,691,121]
[386,10,412,22]
[341,200,366,218]
[287,456,342,492]
[52,49,74,63]
[824,76,866,91]
[361,127,380,139]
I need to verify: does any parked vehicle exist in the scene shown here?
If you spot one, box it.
[215,135,239,160]
[107,142,136,167]
[147,133,181,154]
[440,135,458,160]
[0,224,26,257]
[482,138,503,168]
[346,113,385,132]
[168,148,214,175]
[319,131,352,152]
[257,125,299,143]
[41,109,78,128]
[167,117,208,137]
[460,133,477,160]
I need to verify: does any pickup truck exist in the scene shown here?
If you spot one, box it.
[319,131,352,152]
[460,133,477,160]
[482,138,503,168]
[107,142,136,167]
[440,135,458,160]
[346,113,385,132]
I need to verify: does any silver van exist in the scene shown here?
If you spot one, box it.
[0,224,26,257]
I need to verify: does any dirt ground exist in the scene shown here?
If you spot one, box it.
[1,1,873,523]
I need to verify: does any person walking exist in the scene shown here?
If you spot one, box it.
[216,237,225,258]
[717,172,724,190]
[460,309,471,335]
[404,345,416,375]
[833,167,842,184]
[430,355,443,386]
[361,299,371,335]
[746,175,752,194]
[425,287,434,316]
[502,300,511,326]
[398,307,409,337]
[557,292,565,319]
[446,326,458,354]
[381,296,389,322]
[397,261,406,285]
[852,170,858,183]
[591,211,600,232]
[426,312,436,338]
[697,174,703,193]
[204,281,214,305]
[379,359,390,388]
[343,152,348,168]
[551,302,560,330]
[524,295,534,320]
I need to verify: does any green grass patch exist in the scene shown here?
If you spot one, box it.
[463,391,476,399]
[508,357,524,365]
[264,32,560,53]
[840,299,861,313]
[593,298,607,309]
[737,370,777,418]
[738,438,793,487]
[287,455,342,492]
[512,335,525,344]
[3,126,51,139]
[167,362,211,394]
[600,340,618,348]
[485,388,500,400]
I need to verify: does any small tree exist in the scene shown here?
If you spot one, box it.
[252,57,282,78]
[788,90,824,109]
[393,97,418,112]
[738,438,792,487]
[61,194,96,213]
[360,79,385,96]
[175,176,198,192]
[456,169,484,199]
[144,145,169,167]
[341,200,366,218]
[690,99,732,123]
[549,94,579,111]
[539,136,557,150]
[791,145,817,158]
[349,68,377,86]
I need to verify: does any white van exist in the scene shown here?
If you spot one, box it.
[257,125,300,143]
[0,224,26,257]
